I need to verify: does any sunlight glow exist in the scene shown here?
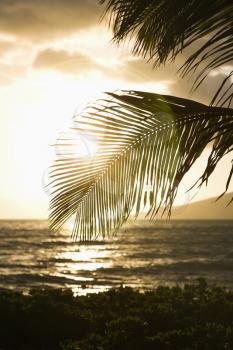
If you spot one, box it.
[74,135,97,158]
[56,248,112,272]
[0,23,231,219]
[55,129,98,159]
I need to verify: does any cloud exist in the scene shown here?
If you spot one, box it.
[0,40,15,56]
[171,65,233,106]
[116,56,233,106]
[120,57,178,83]
[0,0,101,41]
[0,63,26,85]
[0,38,31,85]
[33,48,100,74]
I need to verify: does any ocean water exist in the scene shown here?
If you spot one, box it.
[0,220,232,295]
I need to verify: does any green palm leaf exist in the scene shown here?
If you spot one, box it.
[49,91,233,240]
[100,0,233,106]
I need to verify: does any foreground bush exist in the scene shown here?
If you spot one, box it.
[0,280,232,349]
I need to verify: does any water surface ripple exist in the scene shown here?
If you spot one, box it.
[0,220,232,294]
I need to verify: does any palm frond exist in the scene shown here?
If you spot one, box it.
[100,0,233,106]
[49,91,233,240]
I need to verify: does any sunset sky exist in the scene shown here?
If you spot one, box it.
[0,0,232,219]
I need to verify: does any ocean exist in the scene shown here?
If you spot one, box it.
[0,220,232,295]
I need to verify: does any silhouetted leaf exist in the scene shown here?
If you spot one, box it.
[49,91,233,240]
[101,0,233,106]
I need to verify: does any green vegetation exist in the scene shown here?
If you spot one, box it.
[1,280,233,349]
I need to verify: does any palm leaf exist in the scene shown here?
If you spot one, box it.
[100,0,233,106]
[49,91,233,240]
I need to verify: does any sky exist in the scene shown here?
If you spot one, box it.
[0,0,232,219]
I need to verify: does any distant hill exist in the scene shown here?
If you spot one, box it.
[171,192,233,220]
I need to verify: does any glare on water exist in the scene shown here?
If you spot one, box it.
[0,220,233,295]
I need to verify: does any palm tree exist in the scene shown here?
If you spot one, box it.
[49,1,233,240]
[100,0,233,106]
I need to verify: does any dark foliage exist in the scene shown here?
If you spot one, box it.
[101,0,233,106]
[0,280,233,349]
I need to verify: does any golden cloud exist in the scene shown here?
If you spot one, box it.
[33,48,100,74]
[0,0,101,41]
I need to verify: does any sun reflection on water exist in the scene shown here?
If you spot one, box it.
[62,249,109,262]
[54,245,113,294]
